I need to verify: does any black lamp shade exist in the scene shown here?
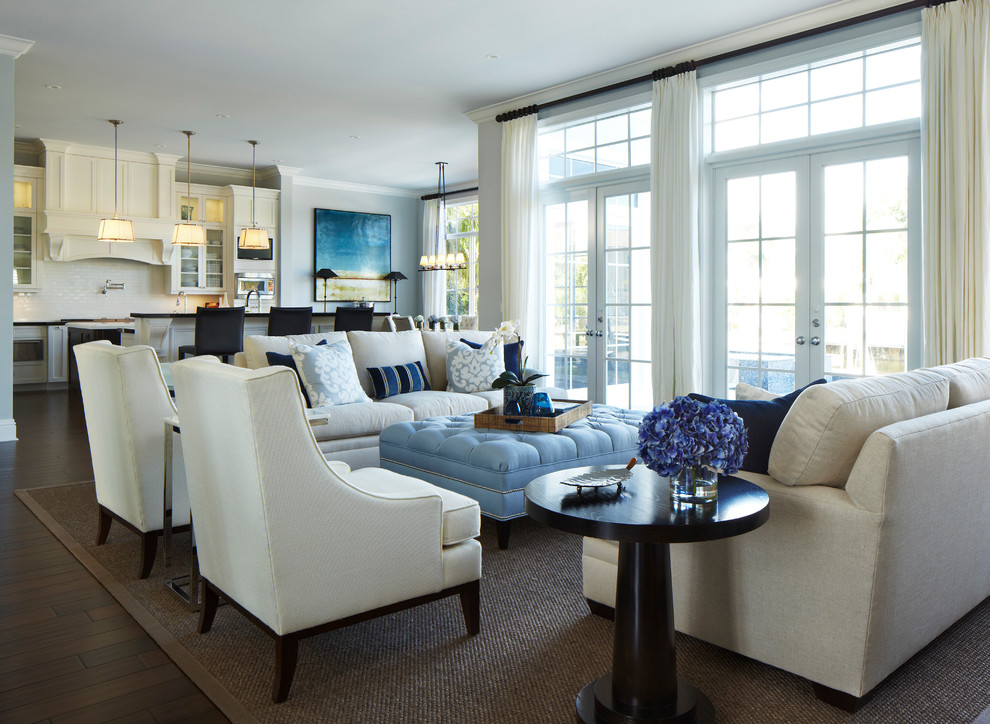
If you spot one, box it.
[315,268,338,280]
[384,271,408,282]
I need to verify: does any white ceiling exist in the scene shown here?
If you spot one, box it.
[5,0,856,191]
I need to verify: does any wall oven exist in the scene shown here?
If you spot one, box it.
[234,272,275,299]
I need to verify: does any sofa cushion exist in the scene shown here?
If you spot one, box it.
[422,330,492,391]
[367,361,432,399]
[344,467,481,546]
[266,351,312,407]
[347,330,429,398]
[244,332,346,370]
[446,339,505,393]
[690,379,826,474]
[308,401,413,440]
[735,381,781,401]
[386,390,490,420]
[768,370,950,487]
[289,339,371,407]
[461,337,523,377]
[925,357,990,408]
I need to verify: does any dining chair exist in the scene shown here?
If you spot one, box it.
[171,357,482,702]
[267,306,313,336]
[73,341,190,578]
[385,315,415,332]
[333,307,374,332]
[177,306,245,362]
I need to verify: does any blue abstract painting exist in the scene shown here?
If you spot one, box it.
[314,209,391,302]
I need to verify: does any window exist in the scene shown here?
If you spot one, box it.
[443,199,479,316]
[538,104,652,182]
[712,37,921,153]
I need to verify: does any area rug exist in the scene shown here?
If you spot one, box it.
[16,482,990,724]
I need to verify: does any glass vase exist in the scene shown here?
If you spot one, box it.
[671,465,718,503]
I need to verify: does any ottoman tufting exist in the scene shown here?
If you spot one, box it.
[379,404,645,549]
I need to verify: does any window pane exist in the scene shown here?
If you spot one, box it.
[825,234,864,303]
[761,238,795,304]
[630,109,651,137]
[606,195,629,248]
[545,203,565,254]
[761,106,808,144]
[865,156,908,230]
[761,172,796,238]
[810,58,863,101]
[540,129,564,157]
[824,162,864,234]
[761,71,807,111]
[715,83,759,121]
[631,192,650,247]
[715,116,759,152]
[728,242,760,304]
[566,122,595,151]
[728,305,760,365]
[597,142,629,171]
[631,249,651,305]
[631,306,651,360]
[597,115,628,145]
[866,232,908,303]
[761,306,795,359]
[866,306,907,374]
[630,138,650,167]
[606,250,629,304]
[865,83,920,125]
[567,149,596,177]
[727,176,759,240]
[825,305,864,376]
[810,95,863,135]
[866,45,920,90]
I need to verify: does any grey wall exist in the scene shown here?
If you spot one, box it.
[1,52,15,440]
[284,183,422,316]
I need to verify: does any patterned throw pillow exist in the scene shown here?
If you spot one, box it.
[367,361,432,399]
[265,340,326,408]
[445,339,505,394]
[461,337,524,378]
[288,340,370,406]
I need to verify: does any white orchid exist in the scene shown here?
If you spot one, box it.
[486,319,520,354]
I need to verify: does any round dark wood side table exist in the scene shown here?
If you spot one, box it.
[525,465,770,724]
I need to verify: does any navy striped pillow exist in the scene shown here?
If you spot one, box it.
[367,361,432,399]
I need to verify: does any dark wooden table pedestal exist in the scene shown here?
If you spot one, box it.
[525,466,769,724]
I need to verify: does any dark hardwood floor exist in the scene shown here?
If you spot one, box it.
[0,389,227,723]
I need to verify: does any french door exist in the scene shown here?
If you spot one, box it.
[713,139,920,395]
[542,180,653,409]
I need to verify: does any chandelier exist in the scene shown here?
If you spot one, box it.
[419,161,466,272]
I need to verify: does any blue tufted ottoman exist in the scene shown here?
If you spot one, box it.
[379,404,644,549]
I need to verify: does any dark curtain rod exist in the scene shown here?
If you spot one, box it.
[495,0,949,123]
[420,186,479,201]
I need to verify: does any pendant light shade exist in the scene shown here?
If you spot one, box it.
[98,120,135,243]
[172,130,206,246]
[238,140,270,249]
[418,162,466,272]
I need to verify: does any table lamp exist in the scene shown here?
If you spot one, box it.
[384,271,408,314]
[315,268,337,314]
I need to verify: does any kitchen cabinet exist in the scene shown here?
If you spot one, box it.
[67,326,124,387]
[47,325,68,383]
[171,188,229,293]
[13,167,43,291]
[13,326,47,384]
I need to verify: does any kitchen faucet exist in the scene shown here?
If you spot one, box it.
[175,291,187,314]
[245,289,259,313]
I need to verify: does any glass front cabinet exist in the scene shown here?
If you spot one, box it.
[13,168,42,292]
[171,190,228,293]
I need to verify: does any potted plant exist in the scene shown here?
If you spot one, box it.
[486,319,547,415]
[637,395,748,503]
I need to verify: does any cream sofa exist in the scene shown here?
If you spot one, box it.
[582,359,990,708]
[233,329,505,468]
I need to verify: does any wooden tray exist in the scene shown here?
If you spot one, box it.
[474,400,592,433]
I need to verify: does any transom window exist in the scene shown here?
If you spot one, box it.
[539,104,652,182]
[712,37,921,153]
[443,199,479,316]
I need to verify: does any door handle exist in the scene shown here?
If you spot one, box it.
[795,336,806,345]
[810,336,821,346]
[585,329,594,337]
[596,330,603,337]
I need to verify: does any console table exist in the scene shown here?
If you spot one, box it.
[525,465,769,723]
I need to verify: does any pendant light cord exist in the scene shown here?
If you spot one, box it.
[249,140,258,228]
[110,120,121,219]
[182,130,194,220]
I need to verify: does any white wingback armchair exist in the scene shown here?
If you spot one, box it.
[170,357,482,702]
[73,341,190,578]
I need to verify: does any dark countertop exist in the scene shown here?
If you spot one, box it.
[131,310,388,318]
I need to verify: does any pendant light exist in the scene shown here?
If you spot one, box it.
[238,140,269,249]
[172,131,206,246]
[97,120,135,243]
[418,161,466,272]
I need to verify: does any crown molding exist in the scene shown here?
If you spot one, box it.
[0,34,34,59]
[466,0,907,123]
[293,175,419,198]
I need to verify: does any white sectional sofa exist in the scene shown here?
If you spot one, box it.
[582,359,990,708]
[234,329,504,468]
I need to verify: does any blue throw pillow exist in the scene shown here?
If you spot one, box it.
[461,338,523,378]
[690,379,826,474]
[265,339,326,409]
[367,361,432,399]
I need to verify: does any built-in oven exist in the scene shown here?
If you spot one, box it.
[234,272,275,299]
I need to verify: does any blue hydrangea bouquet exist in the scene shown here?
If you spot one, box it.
[637,395,748,502]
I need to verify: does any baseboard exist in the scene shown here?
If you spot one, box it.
[0,417,17,442]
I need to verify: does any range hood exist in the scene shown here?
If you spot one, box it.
[42,210,178,265]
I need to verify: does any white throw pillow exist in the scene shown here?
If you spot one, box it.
[445,339,505,394]
[289,340,370,406]
[735,381,781,401]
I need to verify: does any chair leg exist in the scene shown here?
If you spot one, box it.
[138,532,158,579]
[459,579,481,635]
[273,635,299,703]
[198,580,219,634]
[495,520,511,550]
[96,506,112,545]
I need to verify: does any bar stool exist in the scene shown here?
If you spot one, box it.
[333,307,374,332]
[177,307,245,363]
[267,306,313,336]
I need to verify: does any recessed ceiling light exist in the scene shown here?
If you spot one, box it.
[348,135,360,140]
[14,124,21,129]
[272,159,283,164]
[485,54,500,61]
[154,143,167,148]
[215,113,230,119]
[44,83,61,90]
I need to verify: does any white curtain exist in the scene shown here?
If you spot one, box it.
[650,70,701,402]
[501,114,544,367]
[922,0,990,364]
[421,198,445,318]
